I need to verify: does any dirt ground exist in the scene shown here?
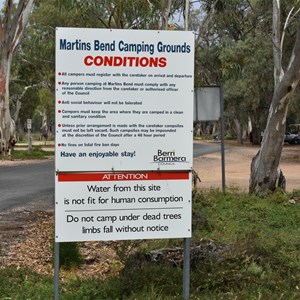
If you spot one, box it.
[193,141,300,192]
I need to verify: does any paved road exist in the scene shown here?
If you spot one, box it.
[0,160,55,211]
[0,142,220,211]
[193,142,220,157]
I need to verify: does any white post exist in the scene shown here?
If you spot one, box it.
[28,128,31,154]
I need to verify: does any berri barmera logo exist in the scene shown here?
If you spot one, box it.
[152,149,188,165]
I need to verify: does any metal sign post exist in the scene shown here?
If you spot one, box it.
[27,119,32,154]
[183,237,191,300]
[54,242,60,300]
[220,84,226,192]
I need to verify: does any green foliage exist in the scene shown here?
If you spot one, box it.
[9,0,187,130]
[56,0,184,30]
[36,88,55,127]
[220,33,273,136]
[58,242,83,270]
[194,0,300,142]
[17,88,41,126]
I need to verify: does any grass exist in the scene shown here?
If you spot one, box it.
[0,268,53,300]
[189,188,300,299]
[9,145,54,160]
[1,189,300,299]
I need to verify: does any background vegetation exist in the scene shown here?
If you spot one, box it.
[6,0,300,143]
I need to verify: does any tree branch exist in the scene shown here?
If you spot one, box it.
[273,0,284,85]
[281,6,300,61]
[285,16,300,81]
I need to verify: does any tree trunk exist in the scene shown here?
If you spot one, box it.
[212,121,218,135]
[249,118,262,145]
[14,100,22,123]
[40,108,48,144]
[249,15,300,194]
[0,56,12,154]
[234,118,243,144]
[249,98,287,194]
[0,0,35,155]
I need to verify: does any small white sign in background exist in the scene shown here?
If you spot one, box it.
[27,119,32,130]
[55,171,191,242]
[55,28,194,172]
[194,87,220,121]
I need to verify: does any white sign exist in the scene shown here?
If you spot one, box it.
[194,87,220,121]
[27,119,32,130]
[55,28,194,172]
[55,171,192,242]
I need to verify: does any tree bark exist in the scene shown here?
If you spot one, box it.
[234,118,243,144]
[0,0,34,154]
[0,56,12,154]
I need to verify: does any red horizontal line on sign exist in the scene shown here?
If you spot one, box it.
[58,171,190,182]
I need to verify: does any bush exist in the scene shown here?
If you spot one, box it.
[58,242,83,270]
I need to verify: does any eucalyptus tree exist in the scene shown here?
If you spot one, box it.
[0,0,34,155]
[249,0,300,194]
[192,0,271,142]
